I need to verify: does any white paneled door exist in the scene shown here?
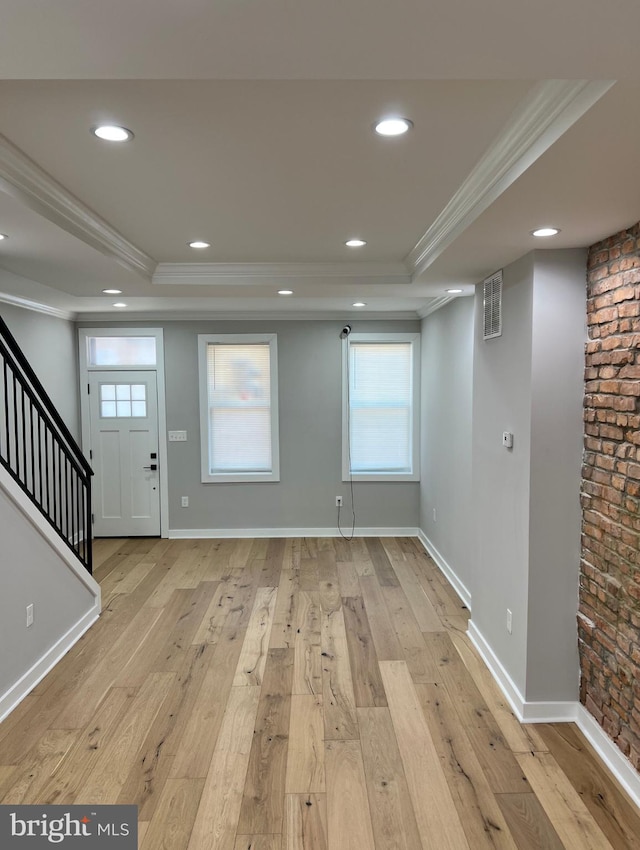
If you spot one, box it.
[88,370,160,537]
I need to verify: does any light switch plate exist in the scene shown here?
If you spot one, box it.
[169,430,187,442]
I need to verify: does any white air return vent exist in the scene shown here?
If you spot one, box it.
[483,270,503,340]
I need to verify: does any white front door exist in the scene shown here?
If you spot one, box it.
[88,370,160,537]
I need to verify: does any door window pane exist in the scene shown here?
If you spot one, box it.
[100,384,147,418]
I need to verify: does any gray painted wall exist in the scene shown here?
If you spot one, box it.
[469,249,585,702]
[79,319,421,531]
[471,252,534,696]
[0,303,79,438]
[0,482,95,703]
[420,297,474,593]
[526,248,585,701]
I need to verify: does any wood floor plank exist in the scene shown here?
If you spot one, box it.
[285,695,325,794]
[449,631,548,755]
[191,573,254,645]
[270,568,299,649]
[140,778,205,850]
[388,558,442,632]
[151,582,220,673]
[496,793,565,850]
[299,559,319,592]
[381,585,440,683]
[537,723,640,850]
[0,729,77,804]
[284,794,327,850]
[233,586,278,687]
[425,632,530,794]
[51,606,164,729]
[186,686,261,850]
[77,672,175,803]
[237,648,294,835]
[325,740,376,850]
[359,575,404,661]
[235,837,282,850]
[37,686,135,805]
[365,537,400,587]
[379,660,470,850]
[293,591,322,696]
[406,553,463,618]
[321,607,359,740]
[357,707,423,850]
[115,590,196,688]
[170,627,245,778]
[416,683,519,850]
[342,596,387,707]
[337,562,360,597]
[516,751,616,850]
[261,538,287,587]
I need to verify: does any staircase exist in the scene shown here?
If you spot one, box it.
[0,314,93,573]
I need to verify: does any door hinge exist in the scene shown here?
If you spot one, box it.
[87,382,90,394]
[89,449,93,460]
[91,513,94,524]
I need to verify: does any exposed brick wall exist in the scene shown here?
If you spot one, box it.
[579,222,640,769]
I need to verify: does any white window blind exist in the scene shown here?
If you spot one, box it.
[198,334,279,483]
[348,341,413,474]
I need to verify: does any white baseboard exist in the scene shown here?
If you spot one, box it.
[575,704,640,809]
[467,619,528,719]
[416,529,472,610]
[467,619,640,809]
[0,602,100,723]
[169,526,420,539]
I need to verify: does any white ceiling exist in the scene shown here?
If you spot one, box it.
[0,2,638,320]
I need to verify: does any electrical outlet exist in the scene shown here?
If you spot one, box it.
[26,603,34,628]
[336,496,343,507]
[433,507,437,522]
[506,608,513,634]
[181,496,189,507]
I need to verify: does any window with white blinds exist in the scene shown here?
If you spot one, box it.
[198,334,280,482]
[343,334,420,481]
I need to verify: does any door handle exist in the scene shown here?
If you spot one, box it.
[143,464,158,471]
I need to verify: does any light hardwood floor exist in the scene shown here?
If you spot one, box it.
[1,536,639,849]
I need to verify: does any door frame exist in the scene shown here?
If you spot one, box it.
[78,327,169,538]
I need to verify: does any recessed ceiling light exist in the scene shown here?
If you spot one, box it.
[0,233,7,241]
[446,288,463,294]
[113,302,127,308]
[278,290,293,295]
[531,227,560,237]
[346,239,367,248]
[102,288,122,294]
[352,302,367,307]
[188,241,211,249]
[92,125,134,142]
[374,118,413,137]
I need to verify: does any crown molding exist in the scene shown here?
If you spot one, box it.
[0,291,76,321]
[152,262,411,286]
[417,295,456,319]
[406,79,616,279]
[0,134,156,279]
[75,309,421,322]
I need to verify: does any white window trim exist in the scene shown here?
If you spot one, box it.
[198,333,280,484]
[78,327,169,538]
[342,332,420,483]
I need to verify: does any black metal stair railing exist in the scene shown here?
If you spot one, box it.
[0,314,93,574]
